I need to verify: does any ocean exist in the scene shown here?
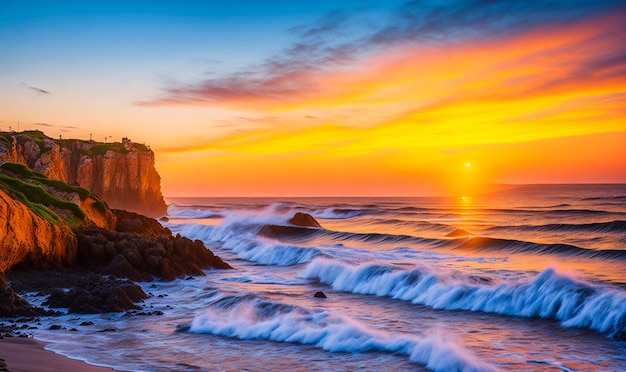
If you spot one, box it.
[26,184,626,371]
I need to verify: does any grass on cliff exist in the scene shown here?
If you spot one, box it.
[1,130,151,155]
[19,130,52,154]
[82,142,129,156]
[0,134,12,148]
[0,163,112,230]
[0,182,62,226]
[0,174,86,220]
[0,163,91,200]
[92,198,108,214]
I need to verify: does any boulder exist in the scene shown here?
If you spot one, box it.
[313,291,327,298]
[288,212,322,228]
[77,218,231,282]
[44,275,147,314]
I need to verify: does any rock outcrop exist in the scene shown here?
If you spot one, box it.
[0,159,231,316]
[257,212,323,239]
[44,275,148,313]
[288,212,322,228]
[0,162,116,273]
[77,210,232,281]
[0,188,76,272]
[0,131,167,217]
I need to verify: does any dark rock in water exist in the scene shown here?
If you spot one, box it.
[80,321,94,326]
[314,291,327,298]
[159,216,169,222]
[0,279,53,318]
[470,276,492,284]
[258,224,321,239]
[445,228,473,237]
[258,212,323,239]
[288,212,322,228]
[175,324,191,333]
[98,328,116,332]
[49,325,62,330]
[43,274,148,314]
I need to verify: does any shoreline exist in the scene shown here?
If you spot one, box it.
[0,337,119,372]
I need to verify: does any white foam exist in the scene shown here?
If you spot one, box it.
[301,260,626,338]
[189,296,497,371]
[168,207,320,266]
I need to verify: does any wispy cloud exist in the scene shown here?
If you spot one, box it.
[139,0,624,108]
[20,82,51,95]
[34,122,77,130]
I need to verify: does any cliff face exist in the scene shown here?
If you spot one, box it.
[0,162,116,272]
[0,131,167,217]
[0,188,76,272]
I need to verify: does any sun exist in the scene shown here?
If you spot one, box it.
[466,162,472,168]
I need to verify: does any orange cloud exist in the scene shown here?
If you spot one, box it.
[158,11,626,197]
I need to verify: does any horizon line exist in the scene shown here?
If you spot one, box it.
[163,183,626,199]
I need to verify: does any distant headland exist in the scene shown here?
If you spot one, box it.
[0,130,167,217]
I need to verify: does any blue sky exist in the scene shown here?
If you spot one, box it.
[1,1,624,196]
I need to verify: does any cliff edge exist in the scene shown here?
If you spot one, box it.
[0,162,116,272]
[0,131,167,217]
[0,160,231,317]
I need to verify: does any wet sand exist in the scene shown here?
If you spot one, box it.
[0,338,118,372]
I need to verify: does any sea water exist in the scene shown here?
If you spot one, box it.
[25,185,626,371]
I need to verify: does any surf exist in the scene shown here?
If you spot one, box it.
[301,261,626,339]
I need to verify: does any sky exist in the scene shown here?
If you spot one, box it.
[1,0,625,197]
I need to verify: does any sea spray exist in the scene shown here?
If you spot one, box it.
[167,204,224,219]
[221,239,322,266]
[301,260,626,338]
[168,209,323,265]
[187,293,498,372]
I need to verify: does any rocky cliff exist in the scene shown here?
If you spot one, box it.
[0,162,116,272]
[0,161,230,316]
[0,131,167,217]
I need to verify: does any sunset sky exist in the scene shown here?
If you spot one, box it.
[1,0,625,197]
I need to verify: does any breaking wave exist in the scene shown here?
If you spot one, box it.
[485,220,626,234]
[186,293,497,372]
[454,236,626,261]
[301,261,626,339]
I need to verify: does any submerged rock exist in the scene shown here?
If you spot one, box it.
[445,228,473,237]
[258,212,323,239]
[258,225,321,239]
[314,291,327,299]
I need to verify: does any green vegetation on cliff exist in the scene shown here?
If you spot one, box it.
[0,163,112,229]
[0,131,151,155]
[0,163,92,200]
[0,133,12,148]
[82,142,129,155]
[0,182,62,225]
[0,173,86,221]
[19,130,52,153]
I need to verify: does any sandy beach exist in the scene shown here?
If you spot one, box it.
[0,338,117,372]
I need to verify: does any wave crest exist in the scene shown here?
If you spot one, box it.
[187,294,497,371]
[301,261,626,339]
